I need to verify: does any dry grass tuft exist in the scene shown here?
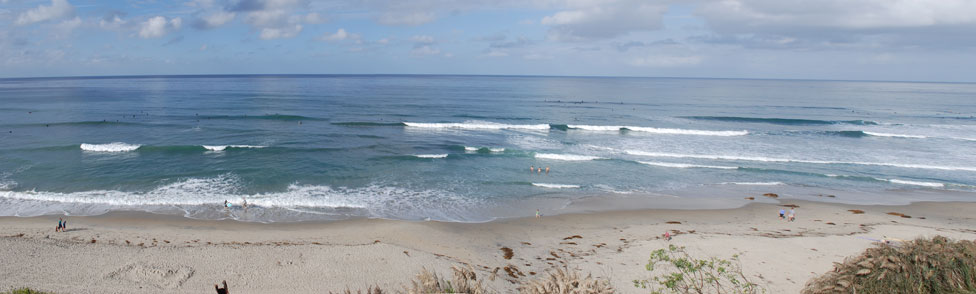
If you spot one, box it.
[518,267,613,294]
[802,236,976,294]
[848,209,865,214]
[744,197,754,200]
[329,286,384,294]
[762,193,778,198]
[407,266,490,294]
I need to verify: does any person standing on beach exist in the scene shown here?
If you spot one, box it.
[789,208,796,222]
[536,209,541,218]
[56,218,62,232]
[779,209,785,220]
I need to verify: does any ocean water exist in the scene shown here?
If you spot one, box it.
[1,75,974,222]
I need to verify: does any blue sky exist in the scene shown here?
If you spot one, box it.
[1,0,975,82]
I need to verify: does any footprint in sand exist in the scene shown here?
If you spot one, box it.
[106,263,195,289]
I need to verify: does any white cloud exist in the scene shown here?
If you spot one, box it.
[195,11,236,29]
[303,12,325,24]
[482,49,509,57]
[15,0,74,25]
[698,0,976,32]
[411,45,441,56]
[259,24,302,39]
[55,16,82,32]
[139,16,182,39]
[541,0,667,41]
[321,28,359,41]
[630,55,703,67]
[523,53,554,60]
[411,35,435,44]
[99,13,128,30]
[378,11,435,26]
[233,0,318,40]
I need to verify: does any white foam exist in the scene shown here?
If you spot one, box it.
[535,153,603,161]
[0,179,15,191]
[567,125,748,136]
[885,179,944,188]
[0,174,484,221]
[532,183,580,189]
[415,154,448,158]
[863,132,927,139]
[720,182,786,186]
[622,149,976,172]
[464,146,505,153]
[404,121,550,130]
[567,125,627,131]
[638,161,738,170]
[80,142,141,152]
[202,145,266,151]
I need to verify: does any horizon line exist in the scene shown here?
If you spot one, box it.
[0,73,971,85]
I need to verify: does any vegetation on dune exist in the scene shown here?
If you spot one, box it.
[2,288,54,294]
[334,265,613,294]
[519,267,614,294]
[633,245,765,294]
[406,266,491,294]
[802,236,976,294]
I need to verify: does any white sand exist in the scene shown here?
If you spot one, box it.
[2,200,975,293]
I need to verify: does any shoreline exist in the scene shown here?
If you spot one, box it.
[4,185,975,224]
[3,199,976,293]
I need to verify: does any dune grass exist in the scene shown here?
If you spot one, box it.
[803,236,976,294]
[2,288,54,294]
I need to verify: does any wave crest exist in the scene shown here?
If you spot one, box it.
[404,121,550,130]
[80,142,141,152]
[567,125,747,136]
[532,183,580,189]
[535,153,603,161]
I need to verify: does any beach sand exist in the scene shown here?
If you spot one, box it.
[2,200,975,293]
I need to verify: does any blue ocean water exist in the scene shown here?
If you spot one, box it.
[0,75,974,222]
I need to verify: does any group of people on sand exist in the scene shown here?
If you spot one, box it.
[55,217,67,232]
[529,166,550,174]
[778,207,797,222]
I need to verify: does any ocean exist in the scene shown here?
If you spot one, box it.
[1,75,974,222]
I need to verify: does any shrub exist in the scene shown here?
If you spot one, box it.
[519,267,614,294]
[634,245,764,294]
[802,236,976,294]
[406,266,491,294]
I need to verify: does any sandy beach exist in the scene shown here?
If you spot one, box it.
[2,199,975,293]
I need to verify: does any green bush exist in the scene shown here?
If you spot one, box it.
[634,245,764,294]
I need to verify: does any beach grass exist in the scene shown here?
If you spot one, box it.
[803,236,976,294]
[2,288,54,294]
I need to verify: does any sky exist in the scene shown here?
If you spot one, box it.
[1,0,975,82]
